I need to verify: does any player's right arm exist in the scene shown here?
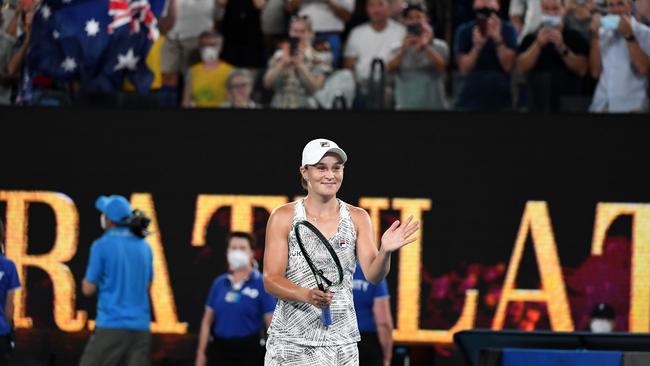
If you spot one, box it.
[263,204,331,307]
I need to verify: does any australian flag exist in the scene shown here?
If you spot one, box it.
[27,0,165,94]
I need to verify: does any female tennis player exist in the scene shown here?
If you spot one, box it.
[263,138,420,365]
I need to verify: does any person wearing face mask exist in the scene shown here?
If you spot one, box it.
[516,0,589,111]
[80,196,154,366]
[195,232,276,366]
[589,0,650,112]
[0,219,20,366]
[182,30,234,108]
[263,16,333,108]
[454,0,518,111]
[588,302,616,332]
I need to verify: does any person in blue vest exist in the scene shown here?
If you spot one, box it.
[353,263,393,366]
[79,195,154,366]
[195,232,276,366]
[0,219,19,366]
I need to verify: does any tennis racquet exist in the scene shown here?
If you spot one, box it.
[293,220,344,326]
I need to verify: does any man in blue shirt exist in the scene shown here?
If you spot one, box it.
[0,219,20,366]
[353,264,393,366]
[454,0,518,111]
[79,195,154,366]
[196,232,276,366]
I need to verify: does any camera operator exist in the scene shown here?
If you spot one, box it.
[454,0,517,111]
[515,0,589,112]
[263,15,332,108]
[0,219,20,366]
[79,195,154,366]
[387,3,449,109]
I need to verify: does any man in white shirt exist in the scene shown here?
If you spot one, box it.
[510,0,542,43]
[161,0,217,89]
[589,0,650,112]
[343,0,404,100]
[287,0,354,67]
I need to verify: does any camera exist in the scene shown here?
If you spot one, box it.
[406,23,423,36]
[289,37,300,56]
[125,209,151,238]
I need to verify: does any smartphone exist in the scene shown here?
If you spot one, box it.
[288,36,300,56]
[477,17,488,36]
[406,23,423,36]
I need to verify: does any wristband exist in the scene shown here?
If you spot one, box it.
[625,34,636,42]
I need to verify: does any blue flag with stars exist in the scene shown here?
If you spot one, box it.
[28,0,165,94]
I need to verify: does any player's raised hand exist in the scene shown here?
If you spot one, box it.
[380,215,420,253]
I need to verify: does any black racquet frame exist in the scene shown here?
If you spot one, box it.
[293,220,344,292]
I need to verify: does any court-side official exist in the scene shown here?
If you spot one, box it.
[352,264,393,366]
[195,232,276,366]
[0,219,20,366]
[79,195,153,366]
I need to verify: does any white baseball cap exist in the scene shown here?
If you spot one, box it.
[301,138,348,166]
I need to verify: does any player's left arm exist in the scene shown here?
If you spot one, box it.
[351,207,419,285]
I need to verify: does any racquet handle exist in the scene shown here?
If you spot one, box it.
[321,307,332,326]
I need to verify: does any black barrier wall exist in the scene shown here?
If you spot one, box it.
[1,107,650,365]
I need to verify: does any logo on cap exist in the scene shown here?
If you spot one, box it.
[320,142,330,147]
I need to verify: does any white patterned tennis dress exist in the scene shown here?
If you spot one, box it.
[265,199,360,366]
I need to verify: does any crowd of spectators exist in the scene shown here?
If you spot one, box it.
[1,0,650,112]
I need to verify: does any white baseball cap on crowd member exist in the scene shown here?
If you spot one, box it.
[301,138,348,166]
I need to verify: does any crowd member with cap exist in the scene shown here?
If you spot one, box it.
[79,195,153,366]
[352,264,393,366]
[0,219,19,366]
[263,138,419,365]
[195,232,276,366]
[454,0,518,111]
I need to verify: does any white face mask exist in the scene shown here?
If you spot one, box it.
[540,14,562,28]
[227,249,250,270]
[590,319,614,333]
[200,46,219,63]
[100,214,108,230]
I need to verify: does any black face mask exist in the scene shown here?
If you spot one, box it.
[475,7,497,18]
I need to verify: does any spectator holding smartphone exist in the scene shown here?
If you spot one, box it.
[263,16,332,108]
[387,3,449,109]
[515,0,589,112]
[589,0,650,112]
[286,0,354,67]
[454,0,517,111]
